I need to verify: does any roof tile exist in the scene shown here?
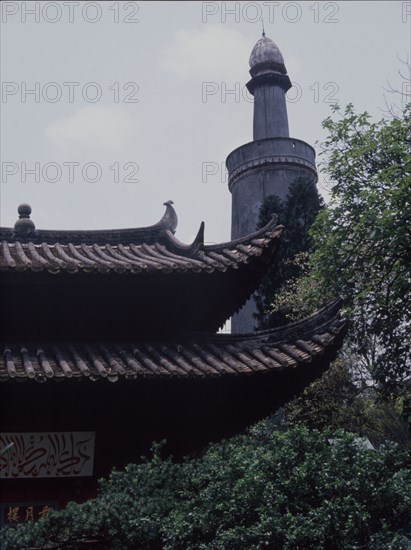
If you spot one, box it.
[0,204,282,276]
[0,301,347,383]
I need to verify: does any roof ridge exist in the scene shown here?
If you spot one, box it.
[0,201,178,245]
[0,311,346,382]
[204,215,282,252]
[173,298,345,343]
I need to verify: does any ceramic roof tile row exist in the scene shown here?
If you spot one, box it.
[0,209,282,275]
[0,201,282,273]
[0,233,280,274]
[0,224,282,273]
[0,301,346,383]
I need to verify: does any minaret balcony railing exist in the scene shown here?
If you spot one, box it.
[226,137,317,191]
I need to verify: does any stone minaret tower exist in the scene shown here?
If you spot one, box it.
[227,34,318,332]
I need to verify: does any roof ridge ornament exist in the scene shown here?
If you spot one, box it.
[160,200,178,234]
[163,220,205,256]
[205,213,282,251]
[193,221,205,250]
[14,203,35,236]
[2,201,178,245]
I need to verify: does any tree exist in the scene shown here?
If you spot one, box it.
[309,103,411,400]
[255,176,323,328]
[267,103,410,407]
[1,425,410,549]
[278,360,411,450]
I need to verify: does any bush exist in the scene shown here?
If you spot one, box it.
[1,426,410,549]
[278,361,411,449]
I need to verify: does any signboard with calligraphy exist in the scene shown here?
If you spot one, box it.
[0,502,58,527]
[0,432,95,479]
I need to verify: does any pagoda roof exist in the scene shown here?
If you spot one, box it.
[0,300,346,383]
[0,202,284,334]
[0,201,282,276]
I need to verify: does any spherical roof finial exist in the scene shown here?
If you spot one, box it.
[249,34,285,76]
[17,203,32,218]
[14,203,35,235]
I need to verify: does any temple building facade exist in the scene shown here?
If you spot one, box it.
[227,34,318,332]
[0,35,344,527]
[0,202,345,524]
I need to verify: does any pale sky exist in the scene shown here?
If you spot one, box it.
[1,1,410,244]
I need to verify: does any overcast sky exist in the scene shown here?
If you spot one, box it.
[1,1,409,244]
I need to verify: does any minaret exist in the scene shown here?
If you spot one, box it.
[227,34,318,332]
[249,32,291,140]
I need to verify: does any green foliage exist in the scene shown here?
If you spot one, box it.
[267,104,410,401]
[278,361,411,450]
[2,104,410,550]
[310,103,411,398]
[255,177,323,327]
[265,251,322,322]
[2,427,410,549]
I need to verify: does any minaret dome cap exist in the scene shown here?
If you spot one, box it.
[249,34,284,68]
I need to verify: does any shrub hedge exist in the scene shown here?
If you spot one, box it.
[1,425,410,549]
